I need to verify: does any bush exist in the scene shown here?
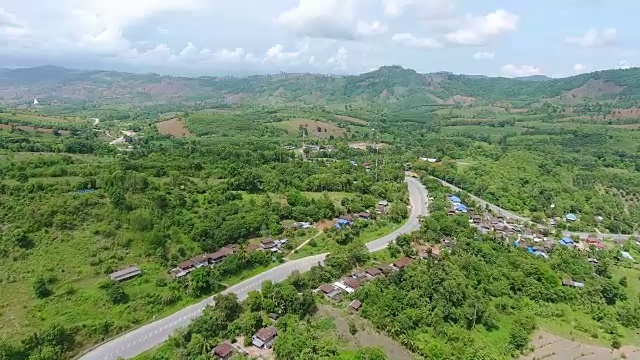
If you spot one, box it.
[33,276,53,299]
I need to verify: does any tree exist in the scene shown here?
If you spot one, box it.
[33,276,53,299]
[12,228,34,249]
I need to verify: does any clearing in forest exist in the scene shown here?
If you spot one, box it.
[317,305,413,360]
[335,115,368,125]
[0,124,70,135]
[275,118,345,139]
[520,331,640,360]
[156,118,191,137]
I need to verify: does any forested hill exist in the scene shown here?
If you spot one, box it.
[1,65,640,106]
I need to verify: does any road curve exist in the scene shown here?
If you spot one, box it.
[78,176,428,360]
[431,176,636,242]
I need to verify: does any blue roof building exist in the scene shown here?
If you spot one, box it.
[560,237,575,246]
[335,219,353,229]
[449,196,462,204]
[454,204,468,213]
[566,213,578,222]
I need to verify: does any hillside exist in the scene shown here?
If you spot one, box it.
[1,65,640,107]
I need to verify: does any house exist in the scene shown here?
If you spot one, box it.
[449,195,462,205]
[471,215,482,224]
[585,236,605,250]
[428,246,441,259]
[455,204,468,213]
[352,270,368,281]
[342,277,361,292]
[340,214,355,222]
[252,326,277,349]
[621,251,635,261]
[109,266,142,282]
[565,213,578,222]
[377,264,394,273]
[559,237,575,247]
[365,267,382,278]
[394,257,413,269]
[211,342,234,360]
[348,299,362,311]
[318,283,343,300]
[562,279,585,288]
[336,218,353,229]
[170,268,188,278]
[376,204,388,215]
[260,238,277,249]
[448,208,457,216]
[378,200,389,207]
[358,212,372,220]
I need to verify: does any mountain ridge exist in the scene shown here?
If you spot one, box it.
[0,65,639,106]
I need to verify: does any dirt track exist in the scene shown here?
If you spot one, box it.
[520,331,640,360]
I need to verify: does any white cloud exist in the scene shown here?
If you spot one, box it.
[502,64,543,77]
[391,32,443,49]
[383,0,456,19]
[327,47,348,71]
[573,63,589,73]
[473,51,494,60]
[445,9,518,46]
[0,8,30,40]
[356,21,388,36]
[274,0,357,40]
[212,48,247,63]
[156,27,169,35]
[263,43,309,64]
[566,28,617,48]
[619,60,632,69]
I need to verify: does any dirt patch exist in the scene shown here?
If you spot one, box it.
[446,95,477,105]
[348,142,389,150]
[235,336,273,359]
[559,79,625,101]
[316,219,336,231]
[156,118,191,137]
[0,124,70,135]
[336,115,368,125]
[610,108,640,118]
[317,305,413,360]
[276,119,345,139]
[224,93,248,105]
[520,331,640,360]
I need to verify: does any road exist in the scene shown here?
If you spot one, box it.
[78,176,428,360]
[431,176,637,242]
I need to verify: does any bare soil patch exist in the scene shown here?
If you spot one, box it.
[317,305,413,360]
[348,142,389,150]
[0,124,70,135]
[276,119,345,139]
[520,331,640,360]
[336,115,368,125]
[610,108,640,118]
[156,118,191,137]
[446,95,477,105]
[559,79,625,101]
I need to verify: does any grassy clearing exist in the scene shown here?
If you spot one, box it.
[156,118,191,137]
[274,118,346,139]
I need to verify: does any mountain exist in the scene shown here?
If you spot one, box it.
[514,75,553,82]
[0,65,639,106]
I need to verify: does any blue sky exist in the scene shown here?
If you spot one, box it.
[0,0,637,77]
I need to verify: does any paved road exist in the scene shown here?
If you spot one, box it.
[431,176,637,242]
[78,176,428,360]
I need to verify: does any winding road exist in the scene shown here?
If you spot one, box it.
[78,176,429,360]
[431,176,637,242]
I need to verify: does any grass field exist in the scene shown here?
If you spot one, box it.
[335,115,368,125]
[275,118,346,139]
[156,118,191,137]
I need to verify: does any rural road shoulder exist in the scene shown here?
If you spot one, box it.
[78,176,428,360]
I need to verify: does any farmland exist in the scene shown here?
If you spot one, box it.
[156,118,191,137]
[274,118,346,139]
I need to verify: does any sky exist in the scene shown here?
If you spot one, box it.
[0,0,638,77]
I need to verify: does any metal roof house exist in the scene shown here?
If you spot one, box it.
[449,196,462,204]
[565,213,578,222]
[560,237,575,247]
[109,266,142,282]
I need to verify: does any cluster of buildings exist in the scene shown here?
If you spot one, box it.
[316,257,414,304]
[448,195,468,214]
[334,200,390,230]
[170,245,237,278]
[210,326,278,359]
